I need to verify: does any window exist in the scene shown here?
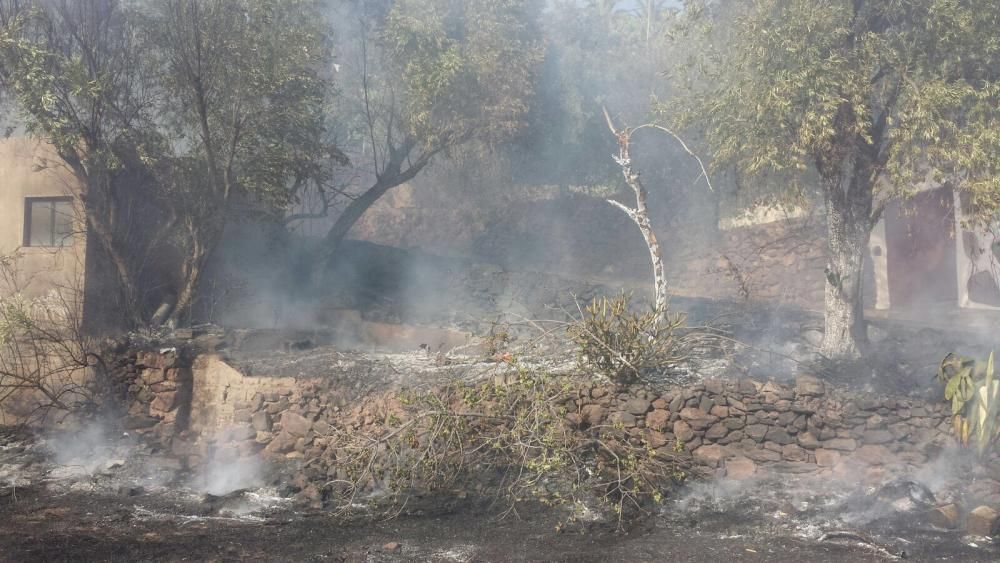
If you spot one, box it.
[24,197,74,247]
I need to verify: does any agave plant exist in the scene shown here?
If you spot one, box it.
[937,352,1000,457]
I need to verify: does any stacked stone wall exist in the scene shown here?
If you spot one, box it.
[119,351,962,488]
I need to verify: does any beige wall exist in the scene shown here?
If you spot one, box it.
[0,138,86,304]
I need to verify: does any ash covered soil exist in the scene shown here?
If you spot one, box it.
[2,429,997,562]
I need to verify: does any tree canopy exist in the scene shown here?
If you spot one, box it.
[314,0,544,264]
[0,0,338,325]
[670,0,1000,359]
[677,0,1000,215]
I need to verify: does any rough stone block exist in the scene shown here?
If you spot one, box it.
[781,444,808,462]
[581,404,608,426]
[705,423,730,441]
[764,428,795,445]
[929,504,959,529]
[281,411,312,437]
[252,411,272,431]
[625,398,651,415]
[814,448,841,467]
[646,409,670,431]
[673,420,695,442]
[794,376,825,397]
[679,407,717,430]
[610,411,637,427]
[150,391,178,413]
[967,506,999,537]
[862,430,894,445]
[822,438,857,451]
[854,444,891,465]
[746,424,769,441]
[725,457,757,480]
[797,431,820,449]
[693,444,726,467]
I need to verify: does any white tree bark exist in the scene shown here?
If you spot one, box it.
[603,108,670,317]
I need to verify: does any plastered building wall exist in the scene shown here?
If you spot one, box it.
[0,138,86,303]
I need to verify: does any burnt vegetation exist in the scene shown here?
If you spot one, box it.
[1,0,1000,558]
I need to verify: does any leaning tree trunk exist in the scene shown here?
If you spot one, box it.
[820,179,873,360]
[317,179,398,265]
[315,139,432,279]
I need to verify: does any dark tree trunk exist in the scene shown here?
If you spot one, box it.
[315,139,433,278]
[318,179,398,264]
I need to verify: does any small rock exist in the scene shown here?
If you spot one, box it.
[281,412,312,437]
[646,409,670,431]
[625,398,651,416]
[725,457,757,480]
[673,420,695,442]
[967,506,999,537]
[822,438,857,451]
[929,503,959,529]
[794,375,825,397]
[693,444,726,467]
[383,542,401,552]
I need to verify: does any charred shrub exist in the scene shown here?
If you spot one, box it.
[567,292,692,384]
[322,367,692,530]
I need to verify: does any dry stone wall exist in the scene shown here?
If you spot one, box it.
[117,348,194,444]
[117,349,961,489]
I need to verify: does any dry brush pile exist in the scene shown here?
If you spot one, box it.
[315,364,695,529]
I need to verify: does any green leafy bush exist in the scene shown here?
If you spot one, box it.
[937,352,1000,457]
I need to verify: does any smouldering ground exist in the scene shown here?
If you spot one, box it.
[2,427,998,562]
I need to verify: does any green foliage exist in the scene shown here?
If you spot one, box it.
[567,291,691,385]
[937,351,1000,457]
[0,0,341,322]
[146,0,339,210]
[381,0,544,148]
[672,0,1000,213]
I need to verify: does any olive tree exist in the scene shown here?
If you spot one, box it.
[675,0,1000,359]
